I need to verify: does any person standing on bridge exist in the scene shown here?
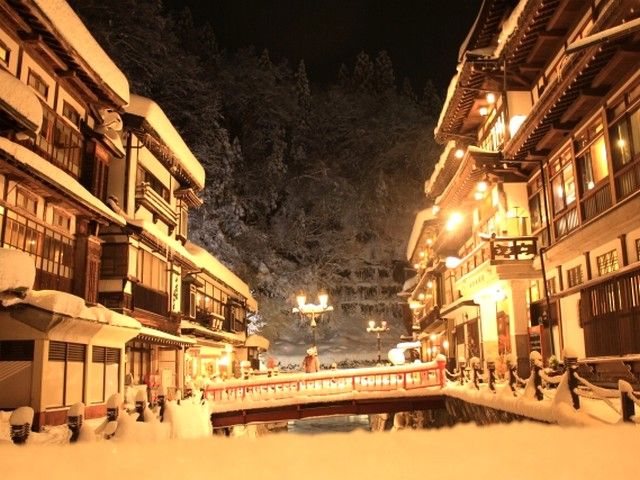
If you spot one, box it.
[303,347,319,373]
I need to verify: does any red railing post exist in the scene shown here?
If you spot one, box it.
[436,356,447,387]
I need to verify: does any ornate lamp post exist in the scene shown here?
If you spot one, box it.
[292,290,333,347]
[367,320,390,363]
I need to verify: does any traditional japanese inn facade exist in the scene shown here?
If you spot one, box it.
[0,0,259,428]
[405,0,640,374]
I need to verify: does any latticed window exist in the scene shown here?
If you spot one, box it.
[636,238,640,261]
[567,265,583,288]
[596,249,619,276]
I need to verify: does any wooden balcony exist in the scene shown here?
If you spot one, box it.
[454,235,539,293]
[580,182,612,223]
[132,282,168,318]
[135,182,177,228]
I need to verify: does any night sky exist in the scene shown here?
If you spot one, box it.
[165,0,480,94]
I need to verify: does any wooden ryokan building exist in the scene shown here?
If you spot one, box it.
[405,0,640,376]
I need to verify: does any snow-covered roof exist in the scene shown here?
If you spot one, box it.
[126,219,256,311]
[493,0,527,58]
[32,0,129,105]
[125,95,205,190]
[20,289,141,330]
[180,320,246,345]
[406,208,437,261]
[0,137,126,226]
[434,72,460,137]
[245,334,270,350]
[0,69,42,133]
[139,326,196,345]
[424,141,456,197]
[184,242,257,312]
[0,249,35,292]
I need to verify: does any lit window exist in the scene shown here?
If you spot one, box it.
[596,249,619,276]
[577,135,608,192]
[0,40,10,66]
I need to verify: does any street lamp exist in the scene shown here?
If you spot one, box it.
[292,289,333,347]
[367,320,390,363]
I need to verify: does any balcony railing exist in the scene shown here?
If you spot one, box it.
[489,235,537,262]
[615,160,640,201]
[454,235,537,280]
[554,206,579,239]
[580,182,612,223]
[135,182,177,227]
[132,282,168,317]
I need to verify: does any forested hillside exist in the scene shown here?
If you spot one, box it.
[71,0,441,361]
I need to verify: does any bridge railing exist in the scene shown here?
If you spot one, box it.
[204,358,446,404]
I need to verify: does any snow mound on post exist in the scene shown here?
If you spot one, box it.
[68,402,85,417]
[0,248,36,292]
[10,406,34,426]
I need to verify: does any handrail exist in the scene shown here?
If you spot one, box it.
[204,359,446,404]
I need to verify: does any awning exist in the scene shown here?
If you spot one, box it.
[136,326,196,347]
[180,320,245,345]
[418,318,446,338]
[245,334,269,350]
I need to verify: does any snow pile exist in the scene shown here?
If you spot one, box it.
[0,137,126,226]
[32,0,129,104]
[162,399,212,439]
[125,95,205,189]
[0,68,43,132]
[23,290,86,318]
[1,423,639,479]
[9,406,34,426]
[84,304,141,329]
[0,248,35,293]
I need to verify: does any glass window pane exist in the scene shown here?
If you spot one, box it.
[610,119,632,169]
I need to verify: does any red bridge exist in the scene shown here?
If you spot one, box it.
[205,359,447,427]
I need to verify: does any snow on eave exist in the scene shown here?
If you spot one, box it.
[32,0,129,105]
[140,326,196,345]
[184,241,257,310]
[434,72,460,138]
[424,141,456,198]
[493,0,528,58]
[126,218,257,312]
[406,208,436,261]
[0,137,126,226]
[0,69,42,133]
[126,95,205,190]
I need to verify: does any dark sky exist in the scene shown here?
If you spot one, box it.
[165,0,480,95]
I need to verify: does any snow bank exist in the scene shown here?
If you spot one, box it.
[0,248,35,292]
[0,69,42,132]
[126,95,204,189]
[163,400,212,439]
[32,0,129,104]
[0,137,126,226]
[1,423,638,480]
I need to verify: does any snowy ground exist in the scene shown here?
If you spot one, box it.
[1,422,637,479]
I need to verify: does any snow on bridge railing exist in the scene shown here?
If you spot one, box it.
[204,357,446,404]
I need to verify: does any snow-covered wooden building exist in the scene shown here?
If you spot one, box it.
[0,0,140,428]
[407,0,640,376]
[98,94,258,397]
